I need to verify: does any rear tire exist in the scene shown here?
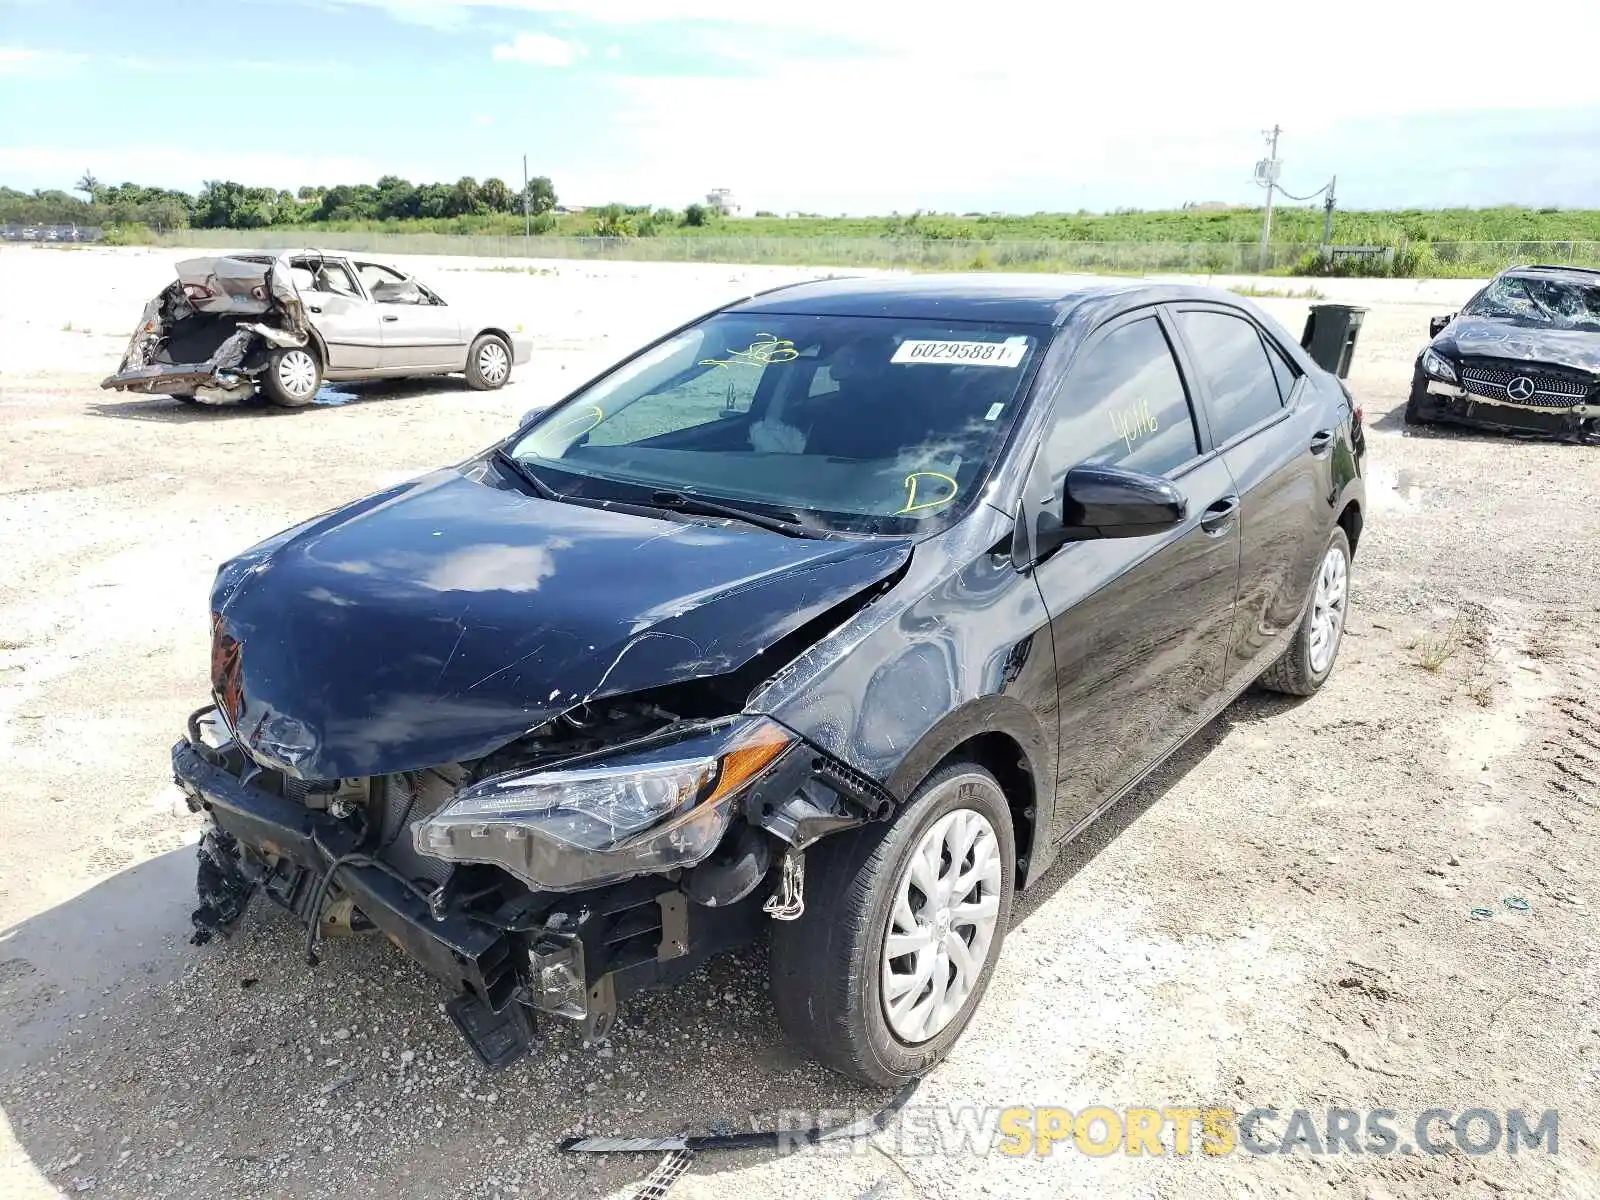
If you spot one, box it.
[770,761,1015,1086]
[1258,527,1352,697]
[465,334,512,391]
[261,345,322,407]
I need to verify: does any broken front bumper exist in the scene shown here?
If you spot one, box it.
[1417,379,1600,442]
[169,734,856,1066]
[173,739,518,1003]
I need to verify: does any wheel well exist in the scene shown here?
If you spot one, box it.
[475,327,512,348]
[936,732,1036,877]
[1337,499,1363,555]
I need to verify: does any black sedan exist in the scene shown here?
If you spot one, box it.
[175,275,1366,1086]
[1408,263,1600,442]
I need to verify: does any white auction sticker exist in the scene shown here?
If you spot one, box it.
[891,335,1028,368]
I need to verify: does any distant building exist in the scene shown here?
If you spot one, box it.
[706,188,742,217]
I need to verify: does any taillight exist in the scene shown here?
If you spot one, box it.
[183,283,213,302]
[1353,404,1364,427]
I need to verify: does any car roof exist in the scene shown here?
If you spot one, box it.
[1499,263,1600,284]
[722,273,1218,326]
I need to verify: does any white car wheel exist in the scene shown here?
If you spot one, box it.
[881,806,1004,1043]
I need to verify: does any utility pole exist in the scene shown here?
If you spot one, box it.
[1257,124,1281,272]
[522,154,531,256]
[1322,174,1337,259]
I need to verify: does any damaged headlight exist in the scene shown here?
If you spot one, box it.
[1421,348,1458,383]
[413,717,797,891]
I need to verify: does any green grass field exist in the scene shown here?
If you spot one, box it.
[290,205,1600,246]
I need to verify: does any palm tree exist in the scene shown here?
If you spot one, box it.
[76,171,100,204]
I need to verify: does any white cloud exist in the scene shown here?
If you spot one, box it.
[491,31,580,66]
[0,44,86,76]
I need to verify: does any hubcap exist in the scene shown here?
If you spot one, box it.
[278,349,318,399]
[478,341,510,385]
[881,804,1002,1044]
[1309,542,1348,674]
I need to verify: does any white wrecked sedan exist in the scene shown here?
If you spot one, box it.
[102,251,532,406]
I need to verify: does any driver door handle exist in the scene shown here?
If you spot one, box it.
[382,314,399,322]
[1200,494,1240,536]
[1309,428,1335,456]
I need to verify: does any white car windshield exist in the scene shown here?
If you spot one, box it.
[506,313,1046,533]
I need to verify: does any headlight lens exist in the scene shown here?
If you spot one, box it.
[1421,348,1457,383]
[414,717,796,891]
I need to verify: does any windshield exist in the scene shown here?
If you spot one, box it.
[1464,275,1600,331]
[507,312,1046,534]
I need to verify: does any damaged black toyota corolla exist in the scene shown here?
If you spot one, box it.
[175,276,1366,1085]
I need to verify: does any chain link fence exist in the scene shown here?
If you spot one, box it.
[2,224,102,243]
[137,229,1600,276]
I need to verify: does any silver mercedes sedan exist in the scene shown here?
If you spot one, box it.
[102,250,533,407]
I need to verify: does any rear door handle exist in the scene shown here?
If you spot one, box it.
[1309,428,1335,456]
[1200,494,1240,535]
[382,314,399,322]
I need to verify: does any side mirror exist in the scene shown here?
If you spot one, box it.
[1061,464,1187,540]
[1429,313,1455,338]
[519,408,541,427]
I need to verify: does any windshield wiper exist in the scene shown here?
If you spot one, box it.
[492,447,563,501]
[647,490,825,539]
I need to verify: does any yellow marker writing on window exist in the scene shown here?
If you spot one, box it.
[1110,397,1158,452]
[545,404,605,441]
[699,332,800,369]
[896,471,960,515]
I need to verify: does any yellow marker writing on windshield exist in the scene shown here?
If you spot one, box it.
[896,471,959,515]
[700,333,800,369]
[544,404,605,441]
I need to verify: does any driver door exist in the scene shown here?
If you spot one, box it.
[355,261,465,371]
[1029,310,1241,843]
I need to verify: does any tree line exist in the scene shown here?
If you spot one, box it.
[0,173,559,231]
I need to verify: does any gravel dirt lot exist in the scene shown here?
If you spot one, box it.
[1,246,1597,1200]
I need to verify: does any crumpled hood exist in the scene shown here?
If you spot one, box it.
[1439,317,1600,376]
[210,464,910,779]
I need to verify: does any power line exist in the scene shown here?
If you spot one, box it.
[1253,124,1337,269]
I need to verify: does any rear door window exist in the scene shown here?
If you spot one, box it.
[1045,317,1201,477]
[1176,311,1285,442]
[292,258,361,299]
[1262,335,1301,403]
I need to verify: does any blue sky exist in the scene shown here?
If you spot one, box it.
[4,0,1600,214]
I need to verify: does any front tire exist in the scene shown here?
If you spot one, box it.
[465,334,512,390]
[261,345,322,407]
[1258,526,1352,697]
[1404,367,1430,426]
[770,761,1015,1086]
